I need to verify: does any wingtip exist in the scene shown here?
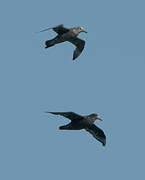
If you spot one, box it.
[72,57,76,60]
[102,140,106,147]
[44,111,50,114]
[46,112,58,115]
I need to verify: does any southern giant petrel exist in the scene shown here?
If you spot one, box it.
[39,24,87,60]
[46,111,106,146]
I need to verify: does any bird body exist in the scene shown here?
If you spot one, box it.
[39,24,87,60]
[46,111,106,146]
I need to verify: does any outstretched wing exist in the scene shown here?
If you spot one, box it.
[38,24,69,35]
[85,124,106,146]
[69,38,85,60]
[46,111,83,121]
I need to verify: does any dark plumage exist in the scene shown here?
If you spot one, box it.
[46,111,106,146]
[39,24,87,60]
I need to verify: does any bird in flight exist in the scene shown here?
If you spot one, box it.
[46,111,106,146]
[38,24,87,60]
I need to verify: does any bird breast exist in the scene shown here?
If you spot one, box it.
[84,117,96,126]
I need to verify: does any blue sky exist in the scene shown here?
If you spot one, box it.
[0,0,145,179]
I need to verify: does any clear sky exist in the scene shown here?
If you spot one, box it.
[0,0,145,179]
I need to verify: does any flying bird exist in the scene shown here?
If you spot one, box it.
[38,24,87,60]
[46,111,106,146]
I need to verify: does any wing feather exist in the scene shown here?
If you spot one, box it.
[38,24,69,35]
[69,38,85,60]
[86,124,106,146]
[53,24,69,35]
[46,111,83,121]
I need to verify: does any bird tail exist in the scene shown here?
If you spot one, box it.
[45,39,55,48]
[59,123,73,130]
[59,125,68,130]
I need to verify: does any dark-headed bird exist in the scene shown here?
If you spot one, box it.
[38,24,87,60]
[46,111,106,146]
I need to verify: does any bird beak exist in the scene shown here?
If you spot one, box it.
[80,27,87,33]
[97,117,103,121]
[83,29,87,33]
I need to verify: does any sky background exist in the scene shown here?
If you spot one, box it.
[0,0,145,179]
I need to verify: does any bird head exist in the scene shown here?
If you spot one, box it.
[89,113,103,121]
[76,26,87,33]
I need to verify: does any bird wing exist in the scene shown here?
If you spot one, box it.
[46,112,83,121]
[69,37,85,60]
[37,24,69,35]
[85,124,106,146]
[52,24,69,35]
